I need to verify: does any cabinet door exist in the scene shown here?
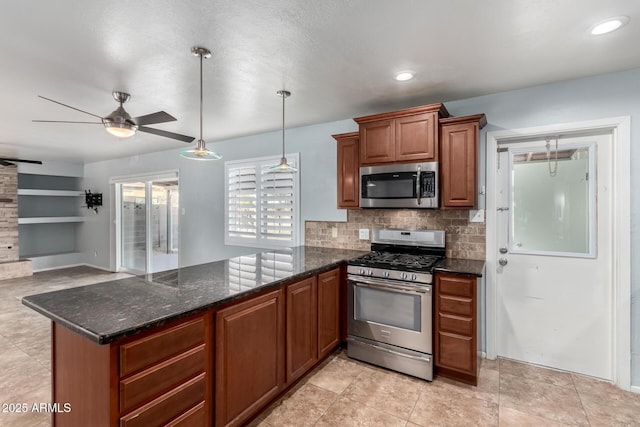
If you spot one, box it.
[440,122,478,208]
[317,268,341,359]
[286,277,318,383]
[360,120,395,164]
[215,289,285,427]
[335,133,360,208]
[395,112,437,161]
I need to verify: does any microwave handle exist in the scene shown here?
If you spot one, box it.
[416,164,422,205]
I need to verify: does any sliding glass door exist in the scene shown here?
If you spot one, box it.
[115,172,179,274]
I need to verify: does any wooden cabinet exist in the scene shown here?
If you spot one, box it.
[215,289,285,427]
[333,132,360,208]
[52,314,212,427]
[317,267,341,359]
[286,276,318,383]
[434,272,478,385]
[354,104,449,165]
[439,114,487,208]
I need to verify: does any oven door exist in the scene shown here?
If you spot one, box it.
[347,275,432,354]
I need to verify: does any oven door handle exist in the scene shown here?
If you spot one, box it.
[416,164,422,206]
[348,276,430,294]
[347,337,431,363]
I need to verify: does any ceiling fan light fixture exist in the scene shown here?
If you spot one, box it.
[182,46,221,161]
[103,121,137,138]
[268,89,297,174]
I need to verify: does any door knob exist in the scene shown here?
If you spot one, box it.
[498,258,508,266]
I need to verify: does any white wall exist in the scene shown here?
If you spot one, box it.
[79,67,640,386]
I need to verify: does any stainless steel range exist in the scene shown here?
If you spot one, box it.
[347,228,445,381]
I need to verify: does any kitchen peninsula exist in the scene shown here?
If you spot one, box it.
[22,246,367,427]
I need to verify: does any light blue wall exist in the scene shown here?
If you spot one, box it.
[80,68,640,387]
[80,119,355,269]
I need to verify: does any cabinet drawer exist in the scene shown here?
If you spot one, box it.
[437,332,473,373]
[438,313,473,336]
[120,317,204,376]
[120,373,205,427]
[120,344,205,412]
[439,295,473,316]
[439,277,473,298]
[166,402,205,427]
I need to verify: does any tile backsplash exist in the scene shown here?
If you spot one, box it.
[305,209,485,260]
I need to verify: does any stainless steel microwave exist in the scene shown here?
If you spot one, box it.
[360,162,438,208]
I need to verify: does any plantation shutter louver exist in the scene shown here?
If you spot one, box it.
[225,154,299,248]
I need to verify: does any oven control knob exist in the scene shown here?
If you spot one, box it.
[400,272,407,280]
[359,268,365,275]
[383,271,389,278]
[367,269,373,276]
[411,274,417,281]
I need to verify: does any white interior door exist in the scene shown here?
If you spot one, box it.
[495,132,613,380]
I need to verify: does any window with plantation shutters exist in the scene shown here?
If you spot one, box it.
[225,154,300,248]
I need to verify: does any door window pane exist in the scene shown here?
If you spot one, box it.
[121,182,146,272]
[509,145,595,257]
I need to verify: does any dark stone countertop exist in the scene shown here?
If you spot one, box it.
[22,246,367,345]
[434,258,485,277]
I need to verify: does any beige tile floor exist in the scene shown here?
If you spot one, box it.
[1,266,639,426]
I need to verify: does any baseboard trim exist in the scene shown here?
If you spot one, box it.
[81,263,115,272]
[33,263,115,273]
[631,385,640,394]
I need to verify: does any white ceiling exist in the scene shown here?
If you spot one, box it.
[1,0,638,164]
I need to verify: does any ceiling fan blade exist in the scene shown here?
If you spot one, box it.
[0,157,42,164]
[132,111,177,126]
[38,95,104,119]
[138,126,195,143]
[0,160,14,166]
[32,120,103,124]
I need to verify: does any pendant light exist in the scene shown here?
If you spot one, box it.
[180,46,222,161]
[268,90,298,173]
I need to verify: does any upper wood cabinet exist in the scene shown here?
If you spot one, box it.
[440,114,487,208]
[354,104,449,166]
[333,132,360,208]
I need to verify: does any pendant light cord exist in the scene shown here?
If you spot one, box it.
[281,91,285,158]
[199,52,203,143]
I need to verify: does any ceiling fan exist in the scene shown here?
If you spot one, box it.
[33,91,195,143]
[0,157,42,167]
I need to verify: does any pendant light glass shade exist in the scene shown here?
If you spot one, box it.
[268,90,297,173]
[180,46,221,161]
[179,139,222,160]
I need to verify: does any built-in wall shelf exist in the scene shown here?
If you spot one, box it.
[16,164,86,272]
[18,189,85,197]
[18,216,85,225]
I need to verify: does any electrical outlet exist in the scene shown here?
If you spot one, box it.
[469,209,485,223]
[331,227,338,238]
[359,228,370,240]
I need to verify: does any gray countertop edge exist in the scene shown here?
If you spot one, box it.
[23,260,347,345]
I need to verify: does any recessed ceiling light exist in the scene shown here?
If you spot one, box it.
[590,16,629,35]
[395,71,414,81]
